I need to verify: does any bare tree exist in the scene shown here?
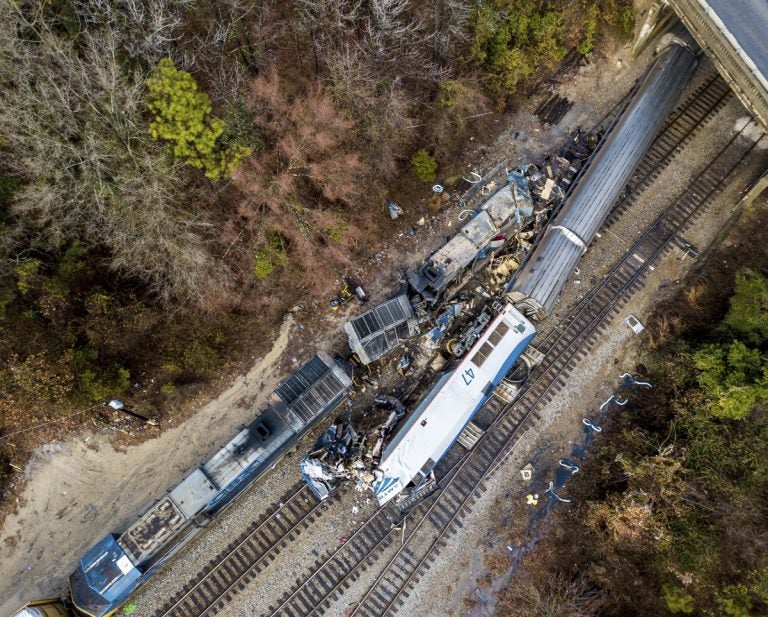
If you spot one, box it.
[431,0,471,64]
[295,0,361,75]
[66,0,192,63]
[0,1,230,306]
[362,0,447,83]
[498,573,603,617]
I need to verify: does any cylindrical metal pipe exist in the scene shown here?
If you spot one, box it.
[511,27,700,317]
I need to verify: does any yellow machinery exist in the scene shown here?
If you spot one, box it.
[12,599,74,617]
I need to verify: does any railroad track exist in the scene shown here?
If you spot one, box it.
[266,119,763,617]
[602,70,733,228]
[152,482,324,617]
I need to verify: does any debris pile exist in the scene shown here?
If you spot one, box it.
[299,421,360,501]
[301,130,603,502]
[300,395,406,500]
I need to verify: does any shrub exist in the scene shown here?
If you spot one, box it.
[436,80,466,110]
[718,585,752,617]
[78,366,130,402]
[579,5,599,56]
[410,149,438,182]
[662,584,695,614]
[253,231,289,279]
[0,285,15,318]
[725,268,768,344]
[222,100,265,152]
[182,341,218,376]
[56,240,89,286]
[15,259,41,296]
[326,220,348,243]
[253,251,274,280]
[620,6,635,38]
[466,1,567,98]
[146,58,251,180]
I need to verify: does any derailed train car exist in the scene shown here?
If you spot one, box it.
[66,353,351,617]
[409,172,534,306]
[508,26,701,318]
[372,304,539,506]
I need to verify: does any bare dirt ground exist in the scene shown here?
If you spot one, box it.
[2,9,764,617]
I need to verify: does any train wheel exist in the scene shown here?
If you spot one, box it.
[445,338,459,356]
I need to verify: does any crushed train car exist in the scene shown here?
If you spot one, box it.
[299,421,359,500]
[300,395,406,501]
[344,294,419,365]
[409,171,534,305]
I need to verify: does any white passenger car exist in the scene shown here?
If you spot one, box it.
[373,304,537,506]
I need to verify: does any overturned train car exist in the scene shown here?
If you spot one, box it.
[67,352,351,617]
[508,27,701,318]
[373,303,540,506]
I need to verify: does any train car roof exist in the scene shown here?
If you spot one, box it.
[344,295,418,365]
[274,351,352,427]
[70,352,353,616]
[374,304,535,506]
[70,534,140,617]
[481,176,533,228]
[117,495,188,566]
[460,210,497,246]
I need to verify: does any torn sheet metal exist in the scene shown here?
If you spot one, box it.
[427,302,464,346]
[409,172,536,305]
[300,422,359,501]
[299,396,406,501]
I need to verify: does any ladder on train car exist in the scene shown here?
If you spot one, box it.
[397,476,439,513]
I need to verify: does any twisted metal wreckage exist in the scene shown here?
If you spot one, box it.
[299,140,591,504]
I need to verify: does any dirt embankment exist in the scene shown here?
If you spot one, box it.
[0,317,299,613]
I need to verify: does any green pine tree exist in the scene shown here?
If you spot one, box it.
[146,58,250,180]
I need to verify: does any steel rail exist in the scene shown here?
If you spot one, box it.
[152,482,323,617]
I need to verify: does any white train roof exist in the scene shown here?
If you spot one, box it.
[374,304,536,506]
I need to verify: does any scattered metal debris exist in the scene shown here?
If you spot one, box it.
[330,277,367,310]
[300,395,406,501]
[387,199,403,219]
[599,394,628,411]
[520,463,534,481]
[583,418,602,432]
[619,372,652,389]
[626,314,645,334]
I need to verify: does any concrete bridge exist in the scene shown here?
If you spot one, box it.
[638,0,768,130]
